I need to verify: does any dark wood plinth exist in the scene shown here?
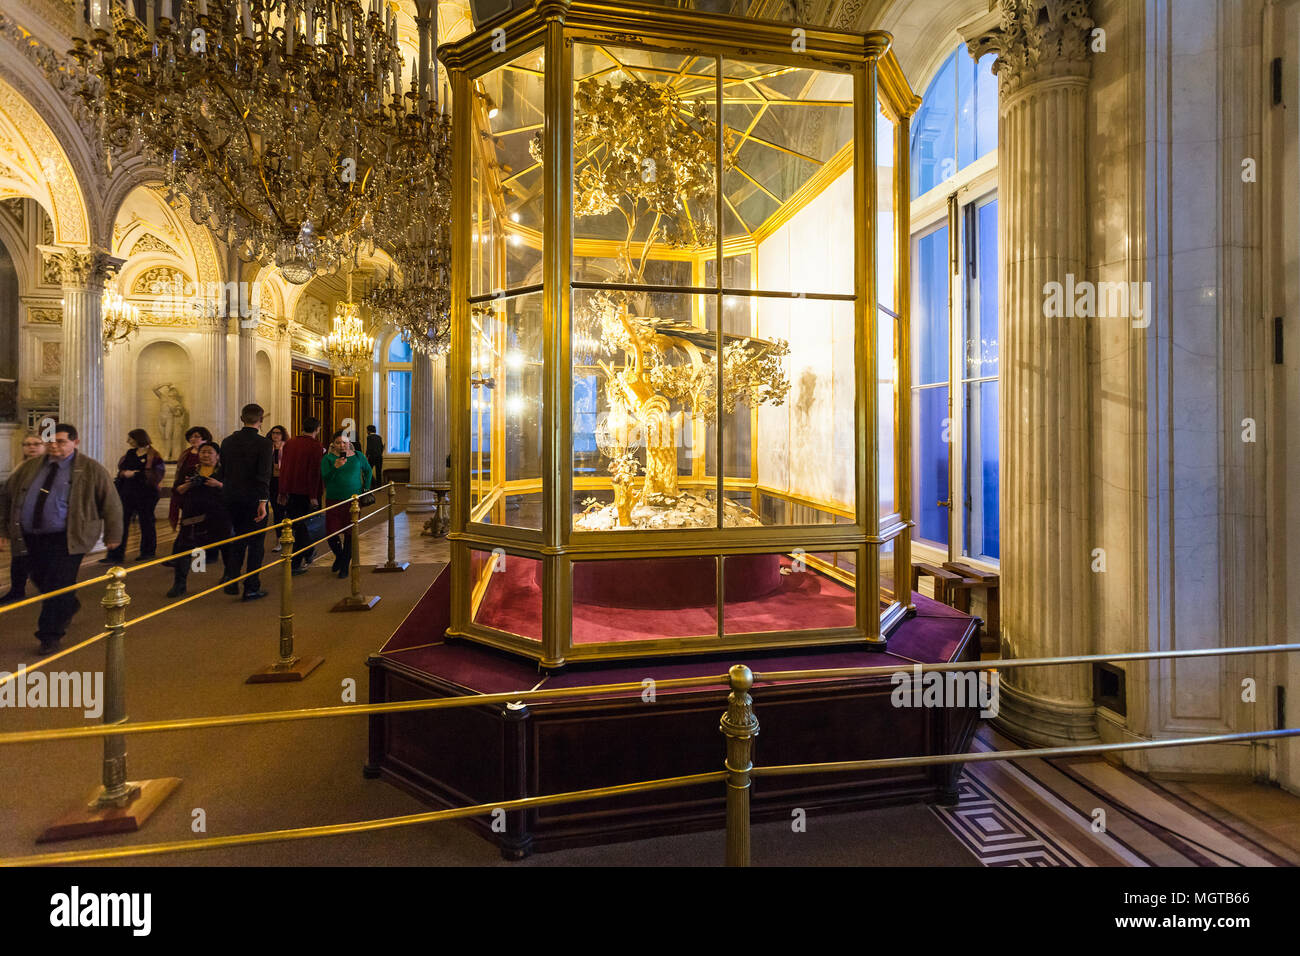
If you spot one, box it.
[364,619,982,858]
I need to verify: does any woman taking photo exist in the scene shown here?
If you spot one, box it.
[267,424,289,551]
[169,425,213,531]
[321,431,372,578]
[167,441,231,597]
[0,432,48,604]
[104,428,165,563]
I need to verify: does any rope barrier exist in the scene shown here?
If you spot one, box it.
[0,771,729,867]
[0,674,730,746]
[0,482,395,614]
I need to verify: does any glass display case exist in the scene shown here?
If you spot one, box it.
[444,0,920,666]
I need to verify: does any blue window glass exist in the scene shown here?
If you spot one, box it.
[387,336,412,363]
[913,226,949,386]
[386,370,412,453]
[963,380,999,561]
[912,386,950,546]
[911,52,956,198]
[911,48,998,199]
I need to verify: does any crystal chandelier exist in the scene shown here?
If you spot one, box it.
[321,270,374,378]
[102,281,141,351]
[68,0,452,284]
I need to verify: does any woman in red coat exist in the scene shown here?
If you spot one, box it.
[169,425,213,531]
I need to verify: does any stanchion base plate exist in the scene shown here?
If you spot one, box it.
[373,562,410,573]
[247,655,325,683]
[37,777,182,843]
[331,594,381,612]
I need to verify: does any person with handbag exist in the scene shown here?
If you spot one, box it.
[267,424,289,550]
[168,425,213,532]
[103,428,165,563]
[321,431,373,578]
[166,441,232,598]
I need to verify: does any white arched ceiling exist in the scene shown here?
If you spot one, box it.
[0,74,89,246]
[847,0,992,90]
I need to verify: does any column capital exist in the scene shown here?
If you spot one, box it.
[963,0,1094,98]
[38,246,123,291]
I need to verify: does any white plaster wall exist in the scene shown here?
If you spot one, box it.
[755,170,856,512]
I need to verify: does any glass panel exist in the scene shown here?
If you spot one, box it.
[723,550,855,635]
[913,224,948,386]
[717,60,857,265]
[470,291,543,528]
[571,556,717,644]
[730,60,855,294]
[387,336,412,363]
[740,296,855,526]
[912,386,950,547]
[910,51,956,198]
[965,198,999,378]
[878,307,896,519]
[471,48,546,296]
[878,537,896,604]
[974,53,998,164]
[571,290,716,529]
[963,380,999,562]
[470,548,542,641]
[386,370,412,454]
[571,45,716,285]
[877,105,895,312]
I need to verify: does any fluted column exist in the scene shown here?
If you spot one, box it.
[237,322,258,410]
[195,310,229,437]
[967,0,1097,745]
[40,246,122,463]
[431,351,449,482]
[407,349,437,512]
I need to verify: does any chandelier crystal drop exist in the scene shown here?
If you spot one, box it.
[68,0,453,283]
[102,280,141,351]
[322,269,374,378]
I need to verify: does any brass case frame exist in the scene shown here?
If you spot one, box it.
[443,0,919,667]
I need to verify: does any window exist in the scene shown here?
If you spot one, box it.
[909,45,999,564]
[383,333,413,454]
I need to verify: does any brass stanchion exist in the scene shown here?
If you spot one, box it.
[39,568,181,843]
[373,483,408,573]
[720,664,758,867]
[248,520,324,682]
[332,496,379,611]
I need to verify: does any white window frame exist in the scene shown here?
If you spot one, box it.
[909,72,1000,574]
[380,331,413,461]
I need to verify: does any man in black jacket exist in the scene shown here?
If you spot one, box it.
[218,403,273,601]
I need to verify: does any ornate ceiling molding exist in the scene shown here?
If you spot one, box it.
[964,0,1094,98]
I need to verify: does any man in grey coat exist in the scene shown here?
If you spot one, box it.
[0,423,122,652]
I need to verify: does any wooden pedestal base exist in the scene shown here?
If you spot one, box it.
[247,655,325,683]
[38,777,182,843]
[332,594,381,612]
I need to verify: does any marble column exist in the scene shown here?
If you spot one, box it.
[39,246,122,464]
[195,310,229,438]
[237,322,258,412]
[407,349,437,512]
[966,0,1097,745]
[431,352,449,482]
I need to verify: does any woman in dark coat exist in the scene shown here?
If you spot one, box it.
[169,425,213,531]
[104,428,166,563]
[167,441,232,597]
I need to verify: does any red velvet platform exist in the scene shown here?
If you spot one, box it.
[476,553,854,642]
[366,568,983,858]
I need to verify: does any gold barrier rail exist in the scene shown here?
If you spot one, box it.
[3,718,1297,868]
[0,482,396,617]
